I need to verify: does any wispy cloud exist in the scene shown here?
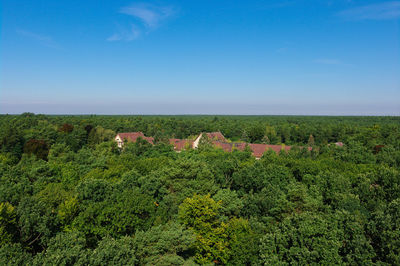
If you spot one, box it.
[120,3,175,29]
[107,3,176,42]
[107,24,141,41]
[338,1,400,20]
[16,29,59,48]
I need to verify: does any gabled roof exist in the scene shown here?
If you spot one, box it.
[213,141,233,152]
[233,143,247,150]
[115,131,305,158]
[206,132,226,142]
[248,144,269,158]
[169,138,194,151]
[267,144,290,153]
[232,143,288,156]
[116,132,154,144]
[248,144,291,158]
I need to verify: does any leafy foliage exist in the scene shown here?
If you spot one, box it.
[0,114,399,264]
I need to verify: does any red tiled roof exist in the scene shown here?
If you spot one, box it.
[169,138,193,151]
[248,144,268,158]
[248,144,291,158]
[268,144,291,153]
[117,131,304,158]
[206,132,226,142]
[117,132,154,144]
[213,141,233,152]
[233,143,247,151]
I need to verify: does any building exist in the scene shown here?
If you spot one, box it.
[211,141,291,159]
[115,131,300,159]
[195,132,293,159]
[115,132,194,151]
[169,138,194,151]
[115,132,154,148]
[335,142,344,147]
[205,132,227,142]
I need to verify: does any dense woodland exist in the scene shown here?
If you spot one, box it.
[0,113,399,265]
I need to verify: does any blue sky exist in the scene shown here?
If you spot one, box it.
[1,0,399,115]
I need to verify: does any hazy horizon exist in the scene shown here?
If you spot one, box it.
[1,0,399,115]
[1,102,399,116]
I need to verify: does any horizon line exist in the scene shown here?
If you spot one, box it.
[1,113,399,117]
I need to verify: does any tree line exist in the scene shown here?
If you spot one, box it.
[0,113,399,265]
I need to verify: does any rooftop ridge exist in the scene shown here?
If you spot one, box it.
[114,131,315,158]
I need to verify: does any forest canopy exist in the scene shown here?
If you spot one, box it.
[0,114,399,265]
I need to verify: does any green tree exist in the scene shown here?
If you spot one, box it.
[72,187,156,245]
[0,202,17,245]
[213,189,243,218]
[179,194,230,264]
[88,236,137,266]
[17,197,60,252]
[32,232,89,265]
[133,223,195,265]
[226,218,258,265]
[247,124,265,143]
[259,212,343,265]
[368,199,400,264]
[0,125,24,159]
[265,125,279,144]
[87,126,115,146]
[0,243,32,266]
